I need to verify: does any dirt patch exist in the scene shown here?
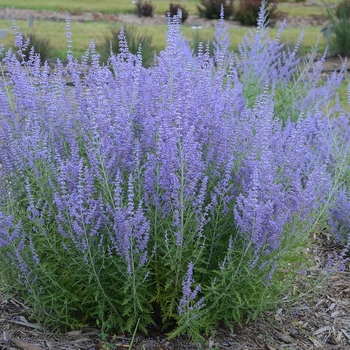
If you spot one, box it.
[304,54,350,79]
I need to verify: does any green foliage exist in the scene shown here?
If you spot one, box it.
[335,0,350,18]
[0,164,154,334]
[190,31,214,56]
[197,0,234,19]
[236,0,278,26]
[135,0,154,17]
[328,20,350,56]
[325,0,350,55]
[19,32,53,64]
[0,149,316,340]
[167,220,314,340]
[98,25,156,67]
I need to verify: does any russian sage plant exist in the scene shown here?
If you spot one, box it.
[0,2,348,342]
[326,101,350,245]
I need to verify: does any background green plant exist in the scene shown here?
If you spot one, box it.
[168,3,189,23]
[18,31,54,64]
[197,0,234,19]
[135,0,155,17]
[236,0,278,26]
[190,30,214,55]
[98,25,156,67]
[325,0,350,56]
[335,0,350,17]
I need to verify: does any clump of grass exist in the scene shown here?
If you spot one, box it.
[98,25,156,67]
[190,30,214,56]
[335,0,350,18]
[325,0,350,56]
[17,31,53,64]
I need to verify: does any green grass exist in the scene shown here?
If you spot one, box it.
[1,0,343,16]
[278,4,327,18]
[0,18,327,62]
[0,0,200,15]
[0,20,109,60]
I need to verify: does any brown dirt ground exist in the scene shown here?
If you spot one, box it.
[0,5,350,350]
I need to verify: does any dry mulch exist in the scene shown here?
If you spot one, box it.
[1,232,349,350]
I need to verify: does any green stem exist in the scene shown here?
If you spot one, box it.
[0,62,14,112]
[81,212,122,322]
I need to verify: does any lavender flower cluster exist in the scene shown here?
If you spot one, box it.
[0,3,349,338]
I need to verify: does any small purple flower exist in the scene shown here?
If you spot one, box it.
[178,262,205,315]
[65,13,73,61]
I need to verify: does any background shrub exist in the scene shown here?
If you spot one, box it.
[167,3,189,23]
[328,19,350,55]
[191,31,214,56]
[335,0,350,18]
[197,0,234,19]
[98,25,155,67]
[236,0,278,26]
[17,32,53,64]
[325,0,350,55]
[135,0,154,17]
